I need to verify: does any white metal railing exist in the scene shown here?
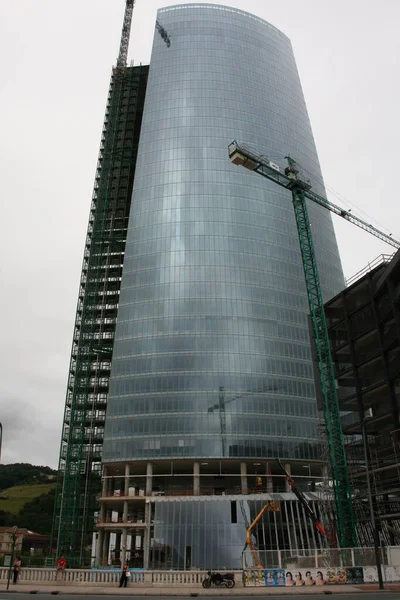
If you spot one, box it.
[1,548,400,587]
[0,568,144,585]
[0,568,219,586]
[346,253,394,287]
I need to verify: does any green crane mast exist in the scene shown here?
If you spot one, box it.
[228,140,400,548]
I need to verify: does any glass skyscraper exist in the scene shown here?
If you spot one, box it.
[97,4,344,570]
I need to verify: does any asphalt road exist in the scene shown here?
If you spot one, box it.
[0,595,399,600]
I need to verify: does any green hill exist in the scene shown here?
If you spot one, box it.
[0,464,57,535]
[0,483,55,515]
[0,463,56,491]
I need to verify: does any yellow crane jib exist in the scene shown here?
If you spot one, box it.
[244,501,279,569]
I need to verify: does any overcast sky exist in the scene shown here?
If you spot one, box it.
[0,1,399,468]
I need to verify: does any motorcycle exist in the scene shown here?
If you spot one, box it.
[202,571,235,588]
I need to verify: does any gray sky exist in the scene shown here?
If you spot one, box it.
[0,1,399,468]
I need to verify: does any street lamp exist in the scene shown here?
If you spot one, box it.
[361,408,384,590]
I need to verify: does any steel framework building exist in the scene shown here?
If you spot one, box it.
[52,63,149,566]
[324,252,400,546]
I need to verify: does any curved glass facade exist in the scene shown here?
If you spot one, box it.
[103,4,344,463]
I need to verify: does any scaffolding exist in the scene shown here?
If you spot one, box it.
[52,63,149,566]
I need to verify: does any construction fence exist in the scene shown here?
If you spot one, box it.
[244,546,400,586]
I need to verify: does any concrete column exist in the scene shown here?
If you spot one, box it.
[240,462,248,493]
[102,466,108,497]
[96,502,106,563]
[123,501,128,522]
[193,462,200,496]
[95,528,104,566]
[102,531,110,566]
[284,463,291,493]
[99,503,106,523]
[109,475,115,496]
[143,502,151,569]
[115,531,121,563]
[146,462,153,496]
[124,464,130,497]
[266,474,273,493]
[121,528,128,566]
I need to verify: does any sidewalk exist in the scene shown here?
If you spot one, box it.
[0,582,391,595]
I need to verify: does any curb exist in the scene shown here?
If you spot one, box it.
[0,591,397,597]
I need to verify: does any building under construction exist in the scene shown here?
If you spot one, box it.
[53,1,400,569]
[53,0,345,566]
[52,1,149,565]
[324,252,400,545]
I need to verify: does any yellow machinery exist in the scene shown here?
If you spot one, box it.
[243,501,279,568]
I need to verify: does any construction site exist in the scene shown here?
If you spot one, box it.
[52,0,400,578]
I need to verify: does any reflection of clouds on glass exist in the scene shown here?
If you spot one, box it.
[104,4,344,462]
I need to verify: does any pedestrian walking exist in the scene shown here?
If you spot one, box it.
[12,556,21,584]
[119,563,129,588]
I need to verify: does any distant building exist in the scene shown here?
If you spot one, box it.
[324,252,400,545]
[0,527,51,557]
[0,527,23,555]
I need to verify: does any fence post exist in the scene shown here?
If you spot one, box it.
[278,550,282,568]
[315,548,318,568]
[351,548,355,567]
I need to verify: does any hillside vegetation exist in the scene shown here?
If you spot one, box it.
[0,464,57,535]
[0,483,55,515]
[0,463,56,491]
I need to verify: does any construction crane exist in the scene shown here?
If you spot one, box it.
[228,140,400,549]
[54,1,173,566]
[242,501,280,568]
[208,385,280,457]
[54,0,138,566]
[116,0,135,68]
[156,20,171,47]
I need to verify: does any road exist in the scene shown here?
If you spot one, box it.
[0,595,399,600]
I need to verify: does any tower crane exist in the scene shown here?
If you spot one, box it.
[55,0,138,565]
[228,140,400,549]
[116,0,135,69]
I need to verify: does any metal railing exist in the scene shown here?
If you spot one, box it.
[346,254,394,287]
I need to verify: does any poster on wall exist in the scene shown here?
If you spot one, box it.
[264,569,285,586]
[346,568,364,584]
[363,567,378,583]
[285,570,327,586]
[244,567,365,587]
[243,569,265,587]
[243,569,285,587]
[382,566,400,582]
